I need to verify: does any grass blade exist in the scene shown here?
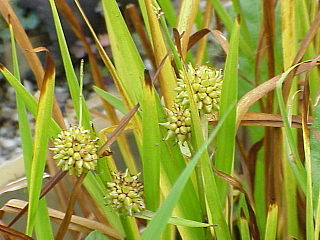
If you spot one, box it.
[9,20,32,188]
[48,0,92,129]
[210,0,253,58]
[134,210,212,227]
[240,215,251,240]
[0,66,60,135]
[142,72,161,210]
[9,23,54,240]
[144,0,177,107]
[156,97,206,240]
[85,231,110,240]
[176,0,200,57]
[264,204,278,240]
[215,19,239,201]
[25,48,55,235]
[0,0,66,128]
[311,105,320,239]
[158,0,176,27]
[276,64,307,193]
[93,86,126,114]
[101,0,144,105]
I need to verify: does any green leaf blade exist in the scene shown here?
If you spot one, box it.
[264,204,278,240]
[93,86,126,114]
[134,210,212,228]
[25,51,56,235]
[142,80,161,210]
[9,23,54,240]
[101,0,144,105]
[85,231,110,240]
[215,19,240,203]
[48,0,92,130]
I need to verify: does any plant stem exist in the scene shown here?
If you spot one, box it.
[55,173,86,240]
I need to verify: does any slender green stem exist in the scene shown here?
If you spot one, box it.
[315,191,320,240]
[119,215,140,240]
[79,59,84,127]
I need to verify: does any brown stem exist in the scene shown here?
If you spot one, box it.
[7,170,67,227]
[55,173,87,240]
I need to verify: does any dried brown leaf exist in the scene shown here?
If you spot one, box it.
[187,28,210,51]
[0,224,33,240]
[211,30,229,54]
[1,199,121,239]
[293,11,320,65]
[152,53,169,84]
[212,168,259,239]
[237,60,320,127]
[0,174,50,195]
[173,28,183,57]
[247,139,264,192]
[7,171,66,227]
[210,112,312,128]
[262,0,276,79]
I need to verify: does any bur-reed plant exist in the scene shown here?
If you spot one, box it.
[1,0,320,239]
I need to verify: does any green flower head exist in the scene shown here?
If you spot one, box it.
[160,103,191,143]
[176,64,223,116]
[105,169,145,215]
[49,126,99,176]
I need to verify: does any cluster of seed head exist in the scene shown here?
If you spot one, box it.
[176,64,223,115]
[49,126,99,176]
[105,170,145,214]
[160,104,191,143]
[161,64,223,143]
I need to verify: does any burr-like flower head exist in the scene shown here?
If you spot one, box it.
[105,170,145,214]
[160,103,192,143]
[49,126,99,176]
[176,64,223,116]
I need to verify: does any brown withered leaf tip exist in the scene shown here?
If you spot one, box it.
[41,50,55,92]
[187,28,210,51]
[144,69,153,89]
[100,150,113,157]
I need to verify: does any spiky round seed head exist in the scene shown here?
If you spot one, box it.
[105,169,145,214]
[49,126,99,177]
[175,64,223,116]
[160,103,191,143]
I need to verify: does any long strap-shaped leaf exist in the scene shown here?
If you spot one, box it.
[101,0,144,105]
[48,0,92,130]
[24,48,55,236]
[0,67,61,135]
[9,25,54,239]
[144,0,177,107]
[214,19,239,203]
[264,204,278,240]
[142,71,161,210]
[276,62,308,193]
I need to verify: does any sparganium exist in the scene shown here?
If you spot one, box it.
[105,169,145,214]
[176,64,223,116]
[49,126,99,176]
[160,103,191,143]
